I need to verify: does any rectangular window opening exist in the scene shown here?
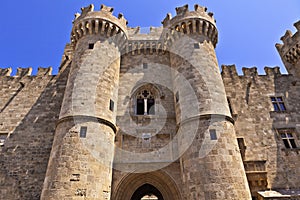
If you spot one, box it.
[89,43,94,49]
[209,129,217,140]
[136,99,144,115]
[279,130,297,149]
[80,126,87,138]
[147,98,155,115]
[175,91,179,103]
[143,63,148,69]
[194,43,200,49]
[271,96,286,111]
[109,99,114,111]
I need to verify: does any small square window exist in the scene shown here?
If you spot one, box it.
[209,129,217,140]
[109,99,114,111]
[143,63,148,69]
[88,43,94,49]
[194,43,200,49]
[271,96,286,111]
[80,127,87,138]
[279,130,297,149]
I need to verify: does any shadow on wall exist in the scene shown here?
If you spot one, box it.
[272,69,300,192]
[0,64,70,199]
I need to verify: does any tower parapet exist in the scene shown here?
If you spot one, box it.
[71,4,128,47]
[162,4,218,47]
[276,20,300,76]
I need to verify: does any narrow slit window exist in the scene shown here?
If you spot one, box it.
[109,99,114,111]
[80,127,87,138]
[175,91,179,103]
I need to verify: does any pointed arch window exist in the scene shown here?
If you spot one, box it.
[136,89,155,115]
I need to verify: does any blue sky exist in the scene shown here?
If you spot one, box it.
[0,0,299,75]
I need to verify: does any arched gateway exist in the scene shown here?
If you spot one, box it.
[112,171,182,200]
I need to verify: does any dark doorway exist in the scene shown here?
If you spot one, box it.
[131,184,164,200]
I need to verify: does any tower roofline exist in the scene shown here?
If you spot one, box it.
[162,4,216,28]
[71,4,128,47]
[276,20,300,65]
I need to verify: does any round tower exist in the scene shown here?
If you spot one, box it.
[162,4,252,199]
[41,4,127,199]
[276,20,300,77]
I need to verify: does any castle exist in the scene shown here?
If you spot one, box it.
[0,3,300,200]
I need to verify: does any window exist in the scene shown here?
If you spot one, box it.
[175,91,179,103]
[271,96,286,111]
[80,126,87,138]
[194,43,200,49]
[279,130,297,149]
[109,99,114,111]
[142,133,151,148]
[0,133,8,147]
[209,129,217,140]
[88,43,94,49]
[136,90,155,115]
[143,63,148,69]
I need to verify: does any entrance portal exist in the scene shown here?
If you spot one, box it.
[131,184,163,200]
[111,170,182,200]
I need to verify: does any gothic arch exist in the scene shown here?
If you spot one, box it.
[129,83,164,116]
[112,170,182,200]
[130,83,164,99]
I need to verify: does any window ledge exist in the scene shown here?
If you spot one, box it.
[281,148,300,153]
[246,171,267,174]
[134,115,157,119]
[270,110,288,114]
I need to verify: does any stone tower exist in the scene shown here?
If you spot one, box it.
[41,5,127,199]
[40,3,253,200]
[276,21,300,77]
[161,4,252,199]
[1,2,299,200]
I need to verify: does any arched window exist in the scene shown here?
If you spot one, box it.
[136,89,155,115]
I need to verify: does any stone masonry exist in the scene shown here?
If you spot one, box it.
[0,3,300,200]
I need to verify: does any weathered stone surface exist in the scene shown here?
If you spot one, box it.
[0,3,299,200]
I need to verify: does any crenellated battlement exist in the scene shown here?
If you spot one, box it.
[0,67,53,77]
[276,20,300,65]
[71,4,128,47]
[0,68,12,76]
[221,65,282,79]
[123,40,166,55]
[242,67,258,77]
[162,4,216,28]
[161,4,218,47]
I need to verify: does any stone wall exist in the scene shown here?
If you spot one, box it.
[222,65,300,197]
[0,64,70,199]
